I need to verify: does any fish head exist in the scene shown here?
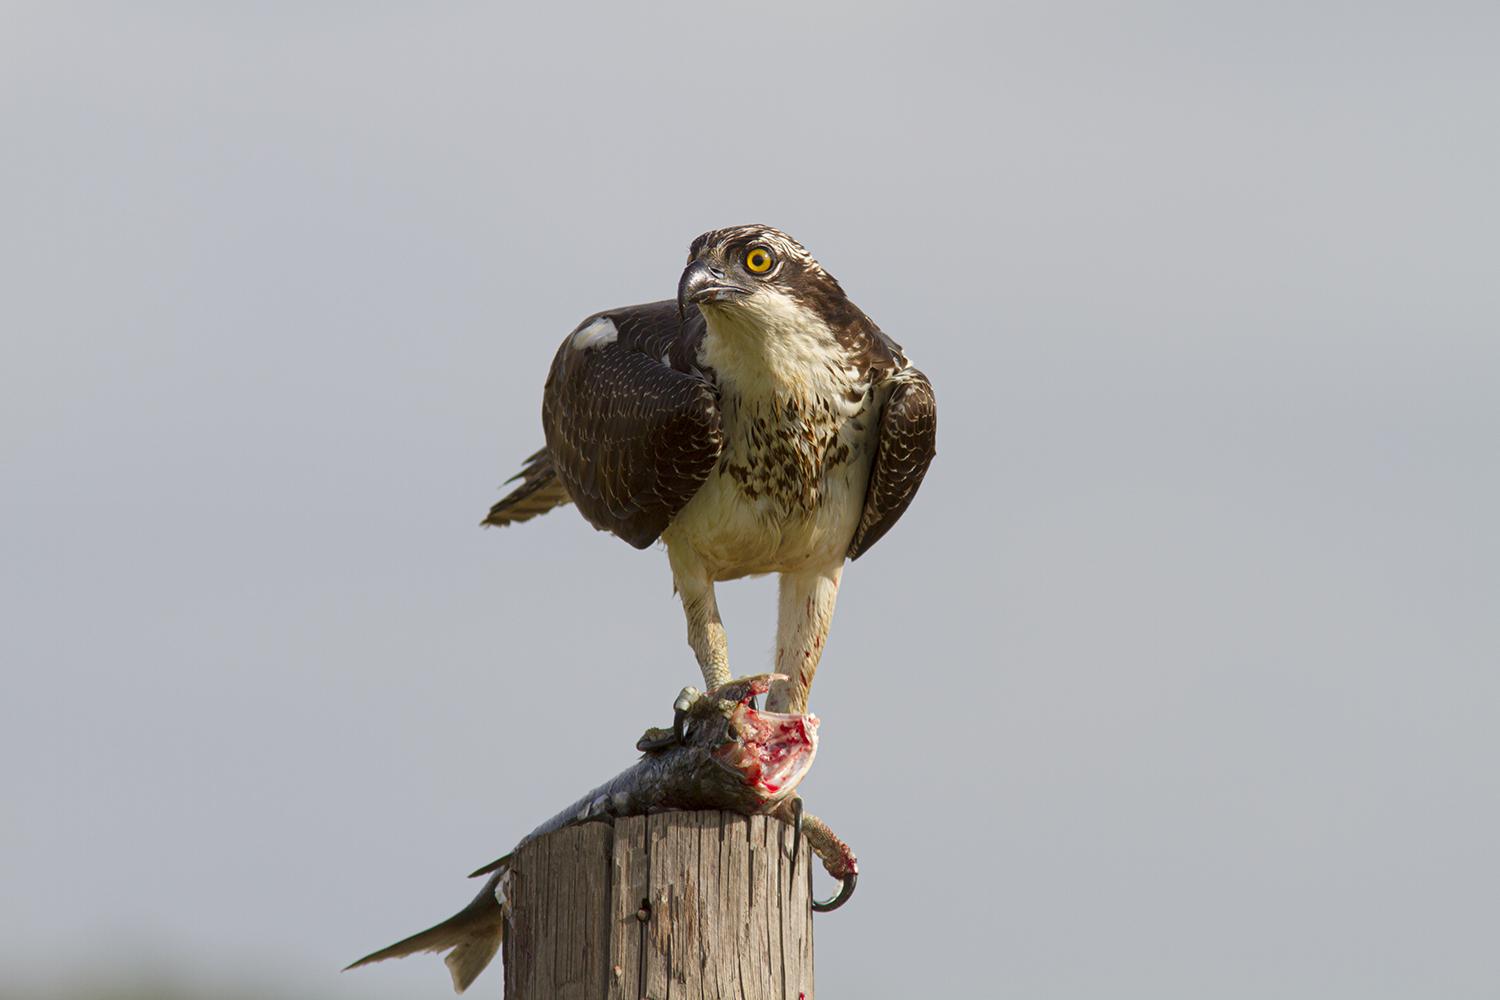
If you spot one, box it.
[697,674,820,801]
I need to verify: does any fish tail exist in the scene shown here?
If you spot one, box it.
[344,869,508,994]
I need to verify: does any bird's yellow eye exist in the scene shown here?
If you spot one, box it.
[745,247,773,273]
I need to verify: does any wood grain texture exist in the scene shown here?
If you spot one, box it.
[507,812,812,1000]
[503,823,613,1000]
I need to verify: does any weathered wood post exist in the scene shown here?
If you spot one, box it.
[502,811,814,1000]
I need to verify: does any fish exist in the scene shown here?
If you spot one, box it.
[344,673,836,994]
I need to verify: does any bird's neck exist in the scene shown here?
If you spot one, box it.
[699,302,848,401]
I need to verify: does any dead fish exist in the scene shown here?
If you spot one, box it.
[345,674,820,993]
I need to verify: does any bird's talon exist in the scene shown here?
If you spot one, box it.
[789,797,803,871]
[812,872,857,913]
[796,807,858,913]
[673,686,702,714]
[635,725,677,752]
[638,686,707,751]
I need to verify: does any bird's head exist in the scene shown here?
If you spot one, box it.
[677,224,851,329]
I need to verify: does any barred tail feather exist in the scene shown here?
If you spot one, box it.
[482,447,571,528]
[344,870,507,994]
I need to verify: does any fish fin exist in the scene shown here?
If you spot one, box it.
[444,930,502,994]
[345,870,506,994]
[468,851,513,879]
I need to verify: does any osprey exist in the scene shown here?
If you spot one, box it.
[484,225,936,715]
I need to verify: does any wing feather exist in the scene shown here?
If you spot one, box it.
[542,302,722,548]
[848,368,937,559]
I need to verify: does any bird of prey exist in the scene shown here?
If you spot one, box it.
[484,225,935,715]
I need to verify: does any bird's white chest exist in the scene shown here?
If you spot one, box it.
[663,315,884,579]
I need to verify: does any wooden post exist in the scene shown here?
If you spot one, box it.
[502,811,814,1000]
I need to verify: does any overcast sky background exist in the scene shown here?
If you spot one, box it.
[3,3,1497,998]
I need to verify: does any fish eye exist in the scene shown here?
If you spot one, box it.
[744,247,773,273]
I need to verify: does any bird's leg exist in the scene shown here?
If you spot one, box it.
[766,566,842,714]
[679,574,732,692]
[639,561,733,750]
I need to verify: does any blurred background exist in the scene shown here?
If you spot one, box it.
[2,3,1496,998]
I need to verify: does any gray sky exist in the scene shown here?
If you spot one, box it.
[3,3,1497,998]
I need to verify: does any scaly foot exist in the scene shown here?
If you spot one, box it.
[635,675,787,751]
[771,795,858,912]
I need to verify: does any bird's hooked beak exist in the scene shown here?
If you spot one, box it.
[678,258,752,320]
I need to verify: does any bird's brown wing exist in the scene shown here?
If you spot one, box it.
[848,367,937,559]
[542,301,722,549]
